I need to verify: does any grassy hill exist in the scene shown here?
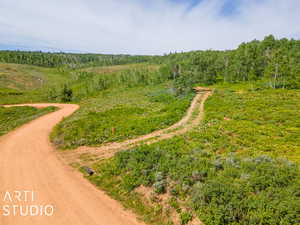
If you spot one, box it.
[0,63,189,148]
[0,63,71,90]
[51,84,192,149]
[82,64,160,74]
[0,36,299,225]
[88,83,300,225]
[0,63,73,104]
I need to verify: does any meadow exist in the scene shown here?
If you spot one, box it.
[87,84,300,225]
[0,36,299,225]
[0,63,72,104]
[0,62,192,151]
[51,84,193,149]
[0,63,62,135]
[0,106,56,136]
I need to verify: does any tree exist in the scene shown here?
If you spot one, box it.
[61,84,73,102]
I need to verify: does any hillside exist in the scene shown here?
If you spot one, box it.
[86,84,299,225]
[0,36,299,225]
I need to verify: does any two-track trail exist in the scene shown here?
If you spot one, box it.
[62,88,212,165]
[0,88,211,225]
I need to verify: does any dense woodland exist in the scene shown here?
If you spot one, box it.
[0,51,153,68]
[163,35,300,91]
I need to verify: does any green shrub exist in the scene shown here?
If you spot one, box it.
[61,84,73,102]
[180,212,193,225]
[87,85,300,225]
[52,86,192,149]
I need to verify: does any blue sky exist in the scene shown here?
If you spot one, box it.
[0,0,299,54]
[171,0,201,9]
[171,0,239,15]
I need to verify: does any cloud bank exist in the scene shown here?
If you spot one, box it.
[0,0,299,55]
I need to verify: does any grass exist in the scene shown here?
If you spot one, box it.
[203,83,300,162]
[0,63,167,104]
[84,161,172,225]
[0,63,71,90]
[0,106,56,136]
[86,83,300,225]
[1,61,299,224]
[0,63,73,104]
[82,63,159,74]
[69,63,168,101]
[0,62,190,152]
[51,84,193,149]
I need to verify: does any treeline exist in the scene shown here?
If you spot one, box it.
[162,35,300,91]
[1,35,299,90]
[0,51,154,68]
[48,65,170,102]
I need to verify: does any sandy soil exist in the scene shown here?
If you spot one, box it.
[0,103,145,225]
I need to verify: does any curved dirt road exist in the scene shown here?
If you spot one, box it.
[0,103,145,225]
[63,89,212,164]
[0,88,212,225]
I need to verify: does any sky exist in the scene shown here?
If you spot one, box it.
[0,0,299,55]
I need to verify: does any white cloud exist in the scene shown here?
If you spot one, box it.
[0,0,299,54]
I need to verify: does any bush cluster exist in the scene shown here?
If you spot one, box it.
[89,86,300,225]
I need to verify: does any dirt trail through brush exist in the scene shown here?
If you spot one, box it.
[0,88,211,225]
[62,88,212,165]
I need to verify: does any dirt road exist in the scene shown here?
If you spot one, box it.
[63,89,212,164]
[0,88,212,225]
[0,103,144,225]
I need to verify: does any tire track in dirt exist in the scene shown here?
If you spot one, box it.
[61,88,212,165]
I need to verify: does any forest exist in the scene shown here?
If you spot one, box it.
[0,50,153,68]
[163,35,300,91]
[1,35,299,91]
